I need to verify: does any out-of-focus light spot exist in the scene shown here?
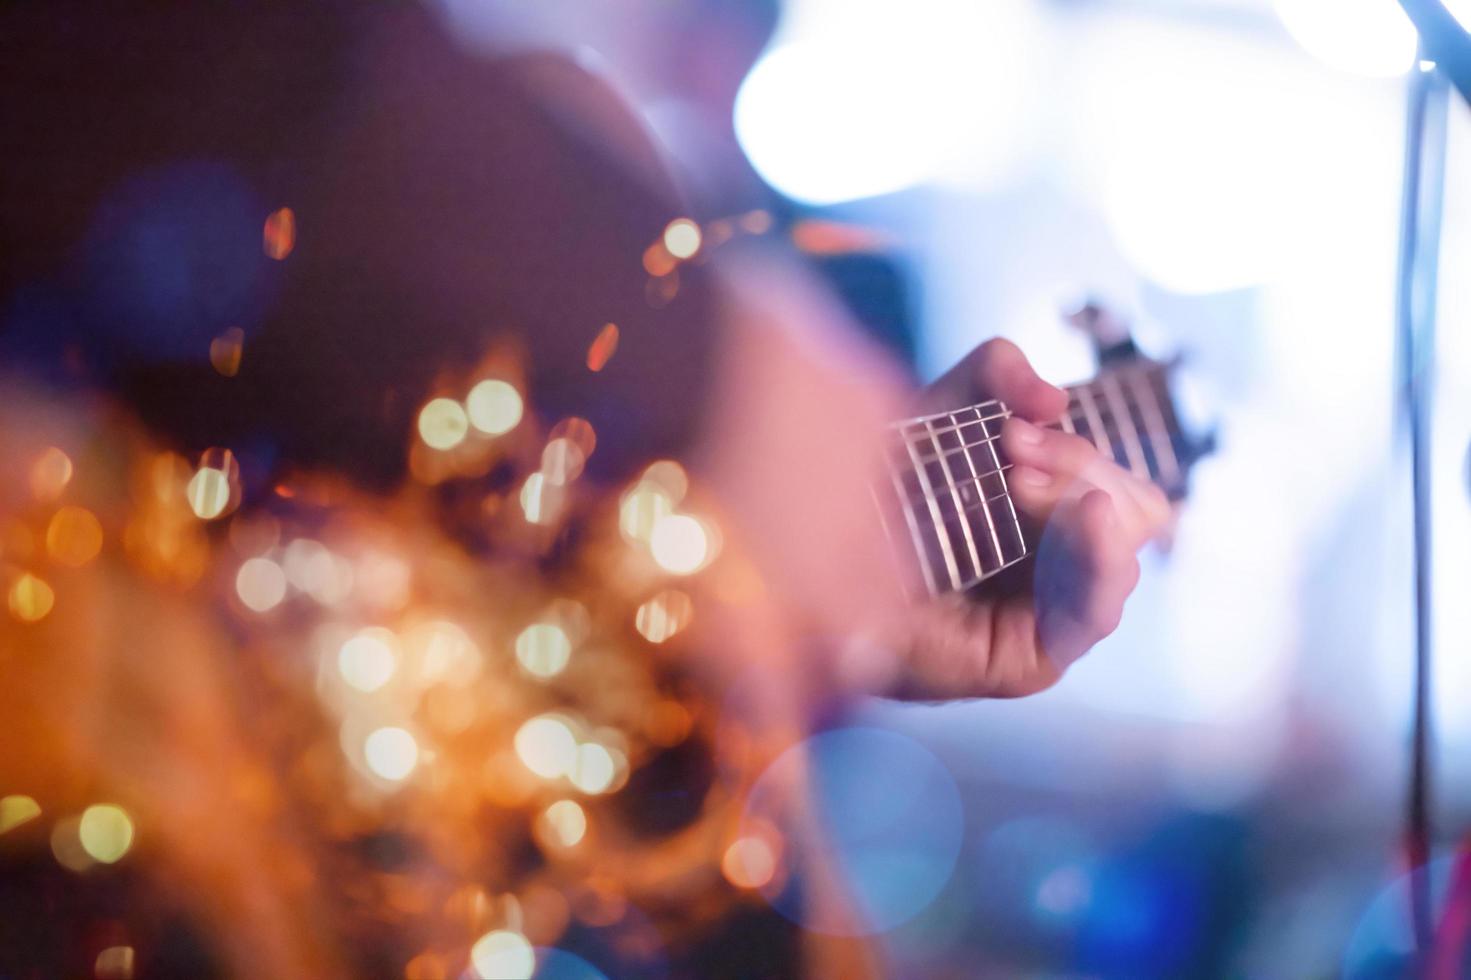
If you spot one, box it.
[355,550,411,611]
[644,270,680,308]
[466,379,523,435]
[209,326,245,377]
[1420,58,1438,72]
[587,322,620,372]
[549,417,596,458]
[236,557,287,612]
[516,622,572,678]
[95,945,136,980]
[418,398,469,451]
[404,951,448,980]
[79,804,134,864]
[723,836,777,889]
[50,815,93,872]
[646,700,693,747]
[1273,0,1415,77]
[1035,864,1093,918]
[641,461,688,503]
[569,742,616,795]
[405,619,481,685]
[263,206,296,260]
[520,472,553,525]
[187,467,232,520]
[364,726,419,781]
[649,514,712,575]
[470,930,534,980]
[539,799,588,848]
[635,589,694,643]
[619,484,674,544]
[338,629,398,692]
[540,438,586,486]
[283,538,351,604]
[9,573,54,622]
[663,218,702,259]
[29,448,73,501]
[46,506,103,567]
[745,727,963,933]
[515,715,579,779]
[642,242,678,278]
[0,795,41,833]
[187,449,238,520]
[740,210,773,235]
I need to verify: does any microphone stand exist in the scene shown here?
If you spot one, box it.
[1394,49,1449,963]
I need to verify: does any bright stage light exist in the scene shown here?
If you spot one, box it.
[734,0,1040,206]
[1274,0,1416,78]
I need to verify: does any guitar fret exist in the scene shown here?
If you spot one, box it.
[901,423,963,591]
[1126,366,1181,486]
[1076,386,1110,459]
[975,408,1026,569]
[927,417,986,583]
[1100,373,1148,477]
[883,451,940,596]
[957,408,1005,575]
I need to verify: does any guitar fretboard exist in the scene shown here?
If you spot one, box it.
[878,360,1191,597]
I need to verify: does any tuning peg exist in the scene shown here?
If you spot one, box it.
[1060,297,1140,366]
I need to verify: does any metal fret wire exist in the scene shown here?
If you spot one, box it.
[901,421,963,590]
[893,363,1176,593]
[926,418,986,580]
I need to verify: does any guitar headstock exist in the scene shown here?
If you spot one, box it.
[1061,298,1215,501]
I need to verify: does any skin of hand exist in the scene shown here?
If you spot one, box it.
[888,338,1173,700]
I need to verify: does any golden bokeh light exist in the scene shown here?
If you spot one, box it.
[634,589,694,643]
[46,505,103,567]
[187,467,232,520]
[263,206,296,260]
[405,619,481,686]
[338,628,398,692]
[722,836,777,890]
[79,804,134,864]
[540,438,586,486]
[549,416,596,457]
[29,447,73,501]
[9,573,55,623]
[236,557,287,613]
[515,622,571,679]
[663,218,702,259]
[538,800,587,848]
[641,460,688,503]
[417,398,470,451]
[94,946,136,980]
[520,473,553,525]
[364,726,419,781]
[283,538,352,604]
[618,483,673,544]
[569,742,615,795]
[586,322,619,372]
[649,514,712,575]
[642,242,677,278]
[465,379,523,435]
[50,815,93,873]
[0,795,41,834]
[469,930,534,980]
[514,715,578,779]
[209,326,245,377]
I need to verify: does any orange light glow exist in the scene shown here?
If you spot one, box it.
[722,836,777,889]
[586,322,619,372]
[29,447,72,501]
[45,506,103,567]
[263,207,296,260]
[9,573,54,622]
[209,326,245,377]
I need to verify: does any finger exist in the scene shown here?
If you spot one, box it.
[1032,490,1136,669]
[929,338,1067,421]
[973,338,1068,421]
[1000,418,1103,518]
